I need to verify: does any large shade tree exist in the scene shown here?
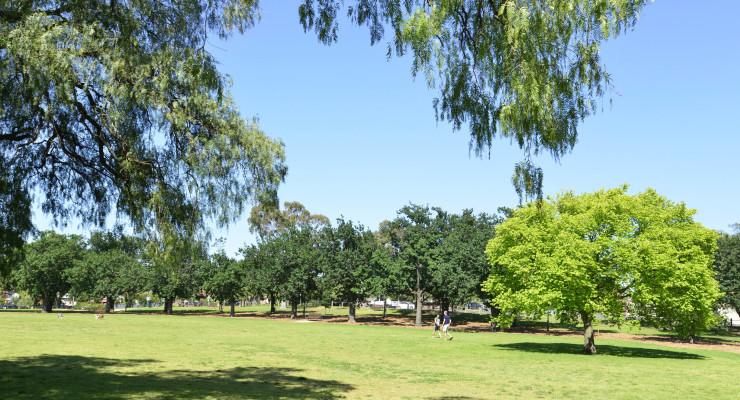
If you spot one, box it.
[276,227,322,319]
[14,231,85,312]
[715,226,740,318]
[485,186,720,354]
[299,0,651,201]
[322,218,377,323]
[384,204,447,327]
[144,236,207,315]
[0,162,32,285]
[202,251,246,317]
[68,230,145,313]
[429,210,501,313]
[1,0,287,258]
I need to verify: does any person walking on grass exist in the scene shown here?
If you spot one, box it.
[432,314,442,338]
[443,310,453,340]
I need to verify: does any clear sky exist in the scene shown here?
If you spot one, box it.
[37,1,740,257]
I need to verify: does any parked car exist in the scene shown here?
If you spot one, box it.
[369,298,392,307]
[397,301,415,310]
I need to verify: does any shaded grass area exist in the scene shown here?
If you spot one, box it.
[2,355,351,399]
[493,342,705,359]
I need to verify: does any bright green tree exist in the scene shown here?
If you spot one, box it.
[14,231,85,312]
[715,227,740,318]
[300,0,651,201]
[485,186,720,354]
[1,0,287,250]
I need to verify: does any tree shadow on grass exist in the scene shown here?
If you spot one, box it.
[493,342,705,359]
[0,355,354,399]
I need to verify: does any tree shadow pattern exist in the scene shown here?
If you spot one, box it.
[492,342,705,359]
[0,355,354,399]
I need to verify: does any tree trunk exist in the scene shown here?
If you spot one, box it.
[164,298,173,315]
[382,300,387,318]
[269,293,276,314]
[290,299,298,318]
[104,295,113,313]
[42,297,53,313]
[229,297,235,317]
[440,301,450,314]
[348,302,356,323]
[218,302,223,313]
[580,312,597,355]
[490,307,501,331]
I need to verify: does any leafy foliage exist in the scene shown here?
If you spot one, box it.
[248,201,330,240]
[299,0,650,201]
[14,231,85,312]
[0,158,33,285]
[202,251,246,316]
[485,186,720,354]
[715,230,740,317]
[429,209,501,310]
[68,230,145,312]
[1,0,286,242]
[321,218,377,322]
[384,204,447,326]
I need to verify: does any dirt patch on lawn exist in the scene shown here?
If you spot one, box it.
[228,311,740,354]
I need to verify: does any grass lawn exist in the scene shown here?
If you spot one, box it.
[2,311,739,399]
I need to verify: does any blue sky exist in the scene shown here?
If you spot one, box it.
[38,1,740,257]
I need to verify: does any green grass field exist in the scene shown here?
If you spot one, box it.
[2,311,739,399]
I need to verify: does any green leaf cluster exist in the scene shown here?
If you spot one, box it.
[1,0,286,243]
[485,186,720,349]
[714,229,740,318]
[299,0,651,201]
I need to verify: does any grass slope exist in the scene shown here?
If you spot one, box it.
[1,312,739,399]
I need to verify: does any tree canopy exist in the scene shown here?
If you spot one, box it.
[485,186,720,354]
[300,0,651,201]
[322,218,377,322]
[715,228,740,318]
[14,231,85,312]
[1,0,287,246]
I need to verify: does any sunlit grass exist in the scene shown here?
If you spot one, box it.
[2,312,739,399]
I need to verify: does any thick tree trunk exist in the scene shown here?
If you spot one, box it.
[348,302,356,323]
[42,297,53,313]
[218,302,223,313]
[269,293,276,314]
[229,297,235,317]
[164,298,173,315]
[290,299,298,318]
[580,312,597,355]
[382,301,387,318]
[440,301,450,314]
[104,295,113,313]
